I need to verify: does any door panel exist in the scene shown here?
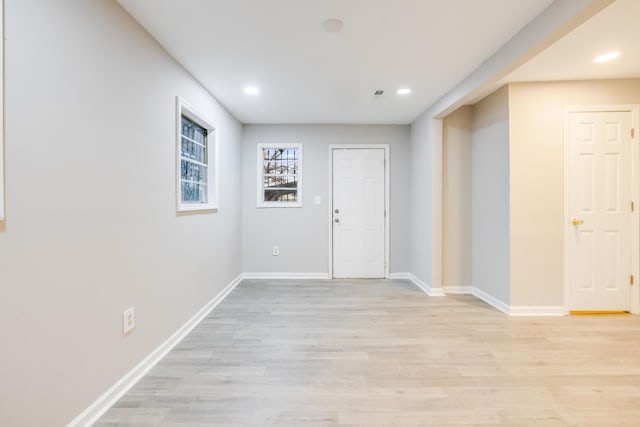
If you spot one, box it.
[332,149,385,278]
[567,111,632,311]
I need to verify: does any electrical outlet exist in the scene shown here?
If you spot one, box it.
[272,246,279,256]
[123,307,135,335]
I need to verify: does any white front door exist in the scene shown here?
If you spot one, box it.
[567,109,634,311]
[332,148,385,278]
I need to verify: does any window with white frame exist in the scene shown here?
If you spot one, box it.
[257,143,302,207]
[176,97,218,212]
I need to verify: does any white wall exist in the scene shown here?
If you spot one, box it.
[443,106,473,289]
[241,124,411,275]
[471,86,511,304]
[0,1,242,425]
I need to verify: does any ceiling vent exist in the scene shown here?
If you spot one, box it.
[374,90,384,96]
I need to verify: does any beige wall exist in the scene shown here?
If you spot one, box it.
[0,1,243,425]
[508,79,640,307]
[443,106,473,289]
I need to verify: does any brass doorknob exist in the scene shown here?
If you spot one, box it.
[571,218,583,225]
[335,218,339,223]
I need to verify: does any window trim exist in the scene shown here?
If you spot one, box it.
[256,142,303,208]
[176,96,219,212]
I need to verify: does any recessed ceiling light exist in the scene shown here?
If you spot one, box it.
[244,86,260,95]
[594,51,620,63]
[322,19,344,33]
[397,88,412,95]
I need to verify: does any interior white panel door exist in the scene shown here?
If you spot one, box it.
[567,111,632,311]
[332,149,385,278]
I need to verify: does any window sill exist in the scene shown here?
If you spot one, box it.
[256,202,302,208]
[177,203,219,213]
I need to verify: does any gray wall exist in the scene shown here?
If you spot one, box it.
[241,124,411,275]
[409,115,435,285]
[471,86,511,304]
[0,1,243,425]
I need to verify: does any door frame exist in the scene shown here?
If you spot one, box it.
[563,104,640,314]
[328,144,390,279]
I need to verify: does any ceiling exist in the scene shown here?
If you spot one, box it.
[117,0,639,125]
[502,0,640,84]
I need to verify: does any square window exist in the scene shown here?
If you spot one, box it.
[176,97,218,212]
[257,143,302,207]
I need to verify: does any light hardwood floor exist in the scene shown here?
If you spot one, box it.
[96,279,640,426]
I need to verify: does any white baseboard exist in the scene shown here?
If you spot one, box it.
[242,272,331,280]
[449,286,565,316]
[389,272,446,296]
[67,274,243,427]
[388,272,412,280]
[509,306,565,316]
[471,287,511,315]
[443,286,474,294]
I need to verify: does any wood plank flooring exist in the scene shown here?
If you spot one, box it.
[95,279,640,426]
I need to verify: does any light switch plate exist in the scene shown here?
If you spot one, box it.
[314,195,321,205]
[123,307,135,335]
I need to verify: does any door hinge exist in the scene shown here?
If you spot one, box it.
[631,274,635,285]
[631,201,635,212]
[632,128,635,138]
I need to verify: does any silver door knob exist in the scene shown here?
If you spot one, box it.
[335,209,340,214]
[334,218,339,223]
